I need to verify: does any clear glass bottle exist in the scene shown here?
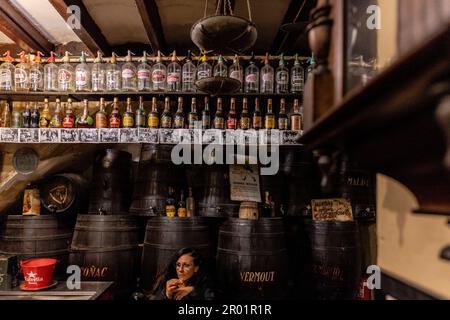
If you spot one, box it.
[58,52,74,92]
[213,55,228,77]
[106,53,121,92]
[135,96,146,128]
[161,97,173,128]
[91,51,106,92]
[15,52,30,92]
[0,51,15,91]
[276,53,289,94]
[75,51,91,92]
[122,50,137,92]
[260,53,274,94]
[291,54,304,94]
[137,51,152,92]
[11,108,23,128]
[39,98,51,128]
[44,51,58,92]
[76,99,94,128]
[229,54,243,92]
[1,102,11,128]
[167,51,181,92]
[182,51,197,93]
[62,98,76,128]
[197,54,212,80]
[30,52,44,92]
[152,50,167,92]
[174,97,185,129]
[245,53,259,93]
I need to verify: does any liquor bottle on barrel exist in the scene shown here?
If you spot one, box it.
[75,51,91,92]
[213,98,225,130]
[182,50,196,92]
[23,183,40,216]
[252,98,262,130]
[240,98,251,130]
[44,52,58,92]
[291,54,304,94]
[95,98,108,128]
[275,53,289,94]
[15,52,30,92]
[0,51,15,91]
[135,96,146,128]
[245,52,259,93]
[122,98,135,129]
[202,97,211,130]
[174,97,185,129]
[1,102,11,128]
[262,191,275,218]
[229,55,243,92]
[30,52,44,92]
[290,99,303,132]
[260,53,274,94]
[166,187,176,218]
[152,50,167,92]
[76,99,94,128]
[177,190,187,218]
[278,98,288,130]
[148,97,159,129]
[39,98,51,128]
[167,51,181,92]
[91,51,106,92]
[227,98,238,129]
[161,97,173,129]
[30,102,40,128]
[109,97,122,128]
[122,50,137,92]
[188,98,198,129]
[58,52,74,92]
[106,53,121,92]
[63,98,76,128]
[22,103,31,128]
[213,55,228,77]
[137,51,151,92]
[186,187,195,217]
[264,99,276,130]
[50,99,63,128]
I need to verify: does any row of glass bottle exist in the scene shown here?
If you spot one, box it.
[0,50,307,94]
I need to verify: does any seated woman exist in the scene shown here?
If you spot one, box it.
[148,247,214,300]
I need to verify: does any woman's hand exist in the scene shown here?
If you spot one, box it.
[165,279,181,299]
[174,286,194,300]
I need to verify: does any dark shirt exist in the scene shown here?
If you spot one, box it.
[148,281,215,301]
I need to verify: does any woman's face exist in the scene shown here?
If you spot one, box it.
[176,254,199,283]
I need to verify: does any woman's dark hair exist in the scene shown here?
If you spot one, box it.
[150,247,209,297]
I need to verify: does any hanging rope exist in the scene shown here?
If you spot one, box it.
[226,0,234,16]
[216,0,223,15]
[293,0,307,23]
[204,0,208,18]
[247,0,253,22]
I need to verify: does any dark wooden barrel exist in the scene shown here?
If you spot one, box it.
[216,218,289,300]
[198,165,239,218]
[299,220,362,300]
[0,215,73,279]
[69,215,140,299]
[141,217,212,292]
[39,174,89,217]
[88,149,133,215]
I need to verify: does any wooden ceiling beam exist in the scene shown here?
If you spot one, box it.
[134,0,167,54]
[49,0,111,56]
[0,0,54,54]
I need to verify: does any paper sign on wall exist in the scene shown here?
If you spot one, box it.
[229,165,261,203]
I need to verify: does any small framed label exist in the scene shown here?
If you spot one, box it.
[0,128,19,143]
[138,128,159,143]
[39,129,60,143]
[203,129,224,145]
[120,128,139,143]
[80,129,99,143]
[281,131,301,145]
[100,128,119,143]
[311,198,354,222]
[60,129,79,143]
[159,129,180,144]
[19,129,39,143]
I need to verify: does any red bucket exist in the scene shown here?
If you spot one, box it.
[20,259,57,289]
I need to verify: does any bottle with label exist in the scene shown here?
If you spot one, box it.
[177,190,187,218]
[106,53,121,92]
[291,54,304,94]
[23,183,40,216]
[22,103,31,128]
[58,52,74,92]
[91,51,106,92]
[290,99,303,132]
[245,52,259,93]
[213,98,225,129]
[122,50,137,92]
[148,97,159,129]
[0,51,15,91]
[278,98,288,130]
[197,54,212,80]
[188,97,198,129]
[166,187,176,218]
[260,53,274,94]
[75,51,91,92]
[15,52,30,92]
[95,98,108,128]
[264,99,276,130]
[137,51,152,92]
[252,98,262,130]
[76,99,94,128]
[276,54,289,94]
[227,98,238,129]
[1,102,11,128]
[39,98,51,128]
[12,108,22,128]
[161,97,172,128]
[50,98,63,128]
[262,191,275,218]
[135,96,146,128]
[182,50,197,92]
[30,102,40,128]
[122,97,135,128]
[30,52,44,92]
[152,50,167,92]
[229,55,243,92]
[44,51,58,92]
[174,97,185,129]
[240,98,251,130]
[186,187,195,217]
[167,51,181,92]
[202,96,211,130]
[213,55,228,77]
[63,98,76,128]
[109,97,122,128]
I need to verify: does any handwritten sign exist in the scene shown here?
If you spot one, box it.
[229,165,261,203]
[311,198,354,221]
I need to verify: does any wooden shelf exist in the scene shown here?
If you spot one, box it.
[299,25,450,215]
